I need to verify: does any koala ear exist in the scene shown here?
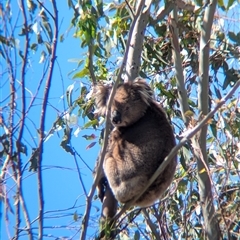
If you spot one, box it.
[94,84,112,116]
[132,77,153,106]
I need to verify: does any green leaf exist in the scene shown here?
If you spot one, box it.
[226,0,236,10]
[29,148,39,172]
[80,85,87,97]
[218,0,225,9]
[73,211,78,221]
[72,68,89,79]
[195,0,203,6]
[86,141,96,149]
[82,134,96,140]
[27,0,37,13]
[43,20,53,41]
[154,24,167,36]
[237,32,240,44]
[60,128,74,155]
[210,122,217,138]
[178,179,188,193]
[1,138,10,153]
[19,142,28,155]
[60,34,65,42]
[19,50,24,59]
[223,68,240,89]
[30,43,38,51]
[82,119,98,129]
[134,230,140,240]
[44,41,52,54]
[213,85,222,99]
[0,35,11,46]
[180,148,188,171]
[60,142,74,155]
[66,83,75,107]
[96,0,104,16]
[156,82,175,98]
[184,110,194,118]
[37,34,43,44]
[228,31,238,43]
[223,75,231,90]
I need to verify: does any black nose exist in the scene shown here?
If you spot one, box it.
[112,110,121,124]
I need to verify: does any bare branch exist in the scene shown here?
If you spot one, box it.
[169,6,190,125]
[1,11,19,239]
[73,152,88,197]
[38,1,59,238]
[15,1,33,239]
[150,1,174,25]
[197,0,220,238]
[125,0,152,81]
[142,209,161,240]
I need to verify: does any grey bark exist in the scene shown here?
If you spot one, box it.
[196,0,221,239]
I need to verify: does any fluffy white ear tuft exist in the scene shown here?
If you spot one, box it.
[132,77,153,106]
[94,84,112,116]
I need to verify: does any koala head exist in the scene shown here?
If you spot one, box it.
[94,78,153,127]
[111,78,153,127]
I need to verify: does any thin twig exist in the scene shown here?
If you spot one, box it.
[152,205,167,240]
[142,209,161,240]
[125,0,135,19]
[73,152,88,197]
[15,1,33,238]
[1,11,20,240]
[38,1,59,238]
[36,0,55,20]
[73,147,92,172]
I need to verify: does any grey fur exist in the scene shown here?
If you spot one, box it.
[95,78,177,207]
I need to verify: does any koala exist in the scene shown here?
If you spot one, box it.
[95,78,177,207]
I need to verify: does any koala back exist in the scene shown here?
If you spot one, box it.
[95,78,177,207]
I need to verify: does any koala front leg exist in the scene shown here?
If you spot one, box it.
[97,176,107,202]
[101,181,118,219]
[96,158,118,239]
[93,156,107,202]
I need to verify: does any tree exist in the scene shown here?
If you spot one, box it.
[1,0,240,239]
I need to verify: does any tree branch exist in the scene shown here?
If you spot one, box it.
[15,1,33,238]
[1,13,19,239]
[150,1,174,25]
[38,1,58,239]
[169,6,190,125]
[125,0,152,81]
[142,209,161,240]
[197,0,220,238]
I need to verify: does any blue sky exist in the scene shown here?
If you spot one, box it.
[1,1,240,239]
[1,1,102,239]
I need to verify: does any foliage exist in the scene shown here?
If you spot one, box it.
[0,0,240,239]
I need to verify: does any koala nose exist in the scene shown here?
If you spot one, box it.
[112,110,121,124]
